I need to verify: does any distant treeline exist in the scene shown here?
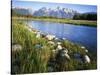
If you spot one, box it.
[73,13,97,21]
[12,9,97,21]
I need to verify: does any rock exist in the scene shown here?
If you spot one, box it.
[56,42,62,50]
[46,35,55,41]
[48,41,55,45]
[81,46,85,49]
[57,44,63,50]
[60,52,70,60]
[64,53,70,60]
[36,32,41,38]
[59,50,70,60]
[62,49,68,54]
[84,55,91,63]
[57,42,61,45]
[85,49,88,53]
[12,44,22,51]
[41,33,46,38]
[48,66,54,72]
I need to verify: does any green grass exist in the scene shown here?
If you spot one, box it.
[12,20,52,73]
[12,20,97,74]
[12,16,97,27]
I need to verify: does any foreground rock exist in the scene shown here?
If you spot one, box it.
[36,32,41,38]
[56,44,63,50]
[48,41,55,45]
[84,55,91,63]
[61,50,70,60]
[46,34,55,41]
[56,49,70,61]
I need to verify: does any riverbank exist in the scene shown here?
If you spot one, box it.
[12,17,97,27]
[12,20,97,74]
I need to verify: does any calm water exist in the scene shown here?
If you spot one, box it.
[27,20,97,52]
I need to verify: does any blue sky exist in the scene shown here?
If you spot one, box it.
[12,0,97,13]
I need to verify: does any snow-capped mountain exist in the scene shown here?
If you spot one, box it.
[33,7,79,18]
[12,7,79,18]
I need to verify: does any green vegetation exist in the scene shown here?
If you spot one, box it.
[12,20,97,74]
[73,13,97,21]
[12,16,97,27]
[12,20,52,73]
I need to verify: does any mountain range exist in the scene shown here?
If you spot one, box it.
[12,7,96,19]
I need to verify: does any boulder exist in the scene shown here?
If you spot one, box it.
[81,46,85,49]
[57,44,63,50]
[62,49,68,54]
[36,32,41,38]
[48,41,55,45]
[59,50,70,60]
[60,52,70,60]
[46,35,55,41]
[85,49,88,53]
[57,42,61,45]
[64,53,70,60]
[84,55,91,63]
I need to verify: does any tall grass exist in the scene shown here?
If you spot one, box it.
[12,20,52,73]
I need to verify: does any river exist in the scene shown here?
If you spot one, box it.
[27,20,97,52]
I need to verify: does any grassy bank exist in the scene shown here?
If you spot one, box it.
[12,20,97,74]
[12,17,97,27]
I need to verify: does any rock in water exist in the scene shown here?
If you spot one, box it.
[84,55,91,63]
